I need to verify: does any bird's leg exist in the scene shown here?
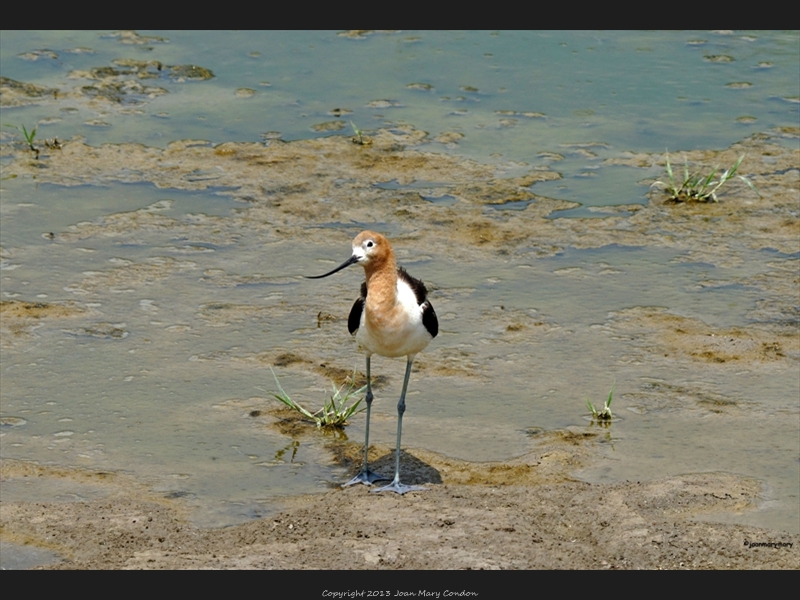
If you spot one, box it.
[372,359,428,494]
[343,355,389,486]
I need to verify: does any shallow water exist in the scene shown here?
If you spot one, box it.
[5,32,798,140]
[2,174,797,530]
[1,31,798,533]
[2,31,798,208]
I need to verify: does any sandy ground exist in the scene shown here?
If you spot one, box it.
[1,110,799,569]
[1,436,798,570]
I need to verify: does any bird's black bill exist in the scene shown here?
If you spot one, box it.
[305,254,359,279]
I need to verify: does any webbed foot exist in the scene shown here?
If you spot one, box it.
[343,469,390,487]
[370,477,428,494]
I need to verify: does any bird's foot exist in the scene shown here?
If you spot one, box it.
[342,468,390,487]
[370,478,428,495]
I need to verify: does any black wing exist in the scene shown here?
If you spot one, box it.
[397,267,427,304]
[347,281,367,335]
[398,267,438,339]
[421,300,438,339]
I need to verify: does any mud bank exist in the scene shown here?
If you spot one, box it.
[2,440,798,570]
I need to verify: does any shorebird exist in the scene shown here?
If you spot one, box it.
[307,231,438,494]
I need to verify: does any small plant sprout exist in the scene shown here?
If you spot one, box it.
[587,383,615,422]
[650,151,759,203]
[350,121,364,145]
[5,124,39,158]
[270,368,366,428]
[20,124,37,152]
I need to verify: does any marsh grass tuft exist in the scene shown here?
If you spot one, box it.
[350,121,370,146]
[650,151,759,203]
[587,383,615,422]
[5,124,39,158]
[270,368,366,428]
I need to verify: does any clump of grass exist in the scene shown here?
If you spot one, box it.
[5,124,39,158]
[270,368,366,428]
[650,151,759,203]
[350,121,366,145]
[587,383,615,422]
[20,124,37,152]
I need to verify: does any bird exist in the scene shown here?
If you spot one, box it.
[306,231,438,494]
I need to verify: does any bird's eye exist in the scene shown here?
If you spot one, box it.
[366,240,374,248]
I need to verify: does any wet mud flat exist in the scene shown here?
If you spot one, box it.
[1,126,798,569]
[1,443,798,570]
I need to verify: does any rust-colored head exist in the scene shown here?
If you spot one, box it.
[306,230,395,280]
[350,231,395,276]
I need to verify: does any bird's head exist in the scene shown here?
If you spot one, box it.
[306,230,392,279]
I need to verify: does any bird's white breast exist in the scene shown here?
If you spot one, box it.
[356,278,432,359]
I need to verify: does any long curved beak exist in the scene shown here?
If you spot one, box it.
[305,254,359,279]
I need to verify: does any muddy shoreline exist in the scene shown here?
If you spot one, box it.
[1,438,798,569]
[1,127,798,569]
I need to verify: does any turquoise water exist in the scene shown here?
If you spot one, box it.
[2,31,798,212]
[1,31,798,535]
[4,31,798,145]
